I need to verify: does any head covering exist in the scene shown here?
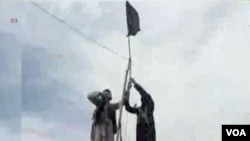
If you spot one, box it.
[102,89,112,100]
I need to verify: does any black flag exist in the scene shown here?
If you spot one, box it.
[126,1,140,36]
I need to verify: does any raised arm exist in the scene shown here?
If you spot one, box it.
[124,100,138,114]
[131,78,154,112]
[124,91,138,114]
[134,83,149,98]
[87,91,104,107]
[109,101,121,111]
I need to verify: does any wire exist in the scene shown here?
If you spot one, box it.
[29,1,127,60]
[30,2,134,141]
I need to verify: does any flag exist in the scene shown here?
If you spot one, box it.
[126,1,140,36]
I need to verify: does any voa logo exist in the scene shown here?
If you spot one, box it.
[226,129,247,136]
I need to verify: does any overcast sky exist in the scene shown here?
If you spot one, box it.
[0,1,250,141]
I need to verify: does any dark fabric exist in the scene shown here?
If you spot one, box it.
[92,106,118,134]
[109,109,117,134]
[93,100,105,122]
[124,83,156,141]
[91,122,95,141]
[126,1,140,36]
[137,124,147,141]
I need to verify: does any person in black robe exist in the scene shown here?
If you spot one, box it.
[124,78,156,141]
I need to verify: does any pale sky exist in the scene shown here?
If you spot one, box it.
[0,1,250,141]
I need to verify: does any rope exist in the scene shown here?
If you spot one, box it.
[29,1,127,60]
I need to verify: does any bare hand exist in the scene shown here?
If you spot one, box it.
[127,80,132,89]
[124,91,129,101]
[130,77,136,84]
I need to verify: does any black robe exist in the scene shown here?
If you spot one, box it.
[124,83,156,141]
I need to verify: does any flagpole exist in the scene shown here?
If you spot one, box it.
[128,36,131,59]
[116,36,133,141]
[128,36,132,78]
[113,40,134,141]
[116,52,131,141]
[116,1,139,140]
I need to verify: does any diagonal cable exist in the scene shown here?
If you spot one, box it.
[29,1,127,60]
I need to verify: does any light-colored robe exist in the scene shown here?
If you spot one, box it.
[88,92,120,141]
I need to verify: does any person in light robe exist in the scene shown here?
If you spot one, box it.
[88,89,121,141]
